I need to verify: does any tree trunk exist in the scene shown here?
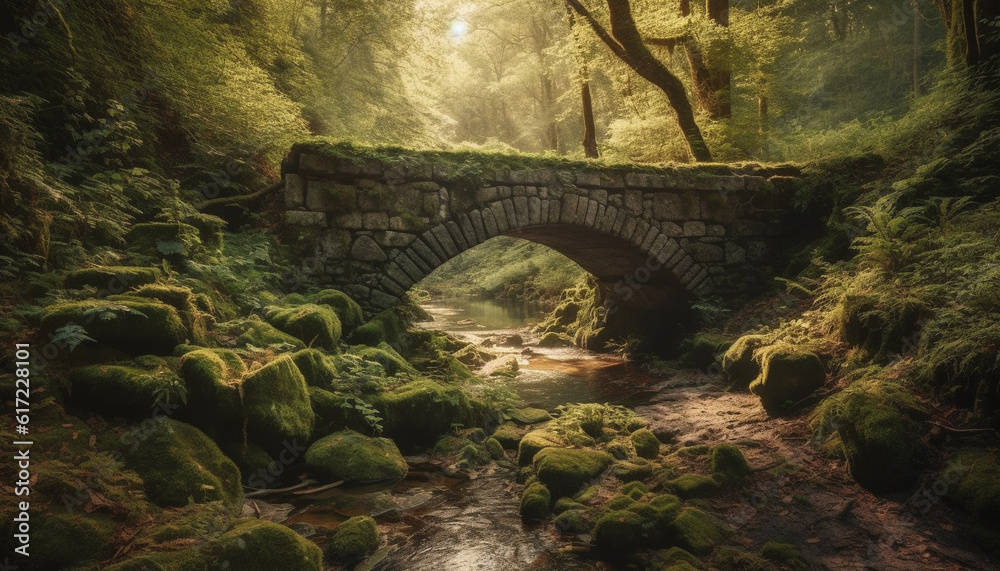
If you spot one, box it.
[937,0,994,68]
[581,81,599,158]
[705,0,731,118]
[531,15,561,151]
[567,0,712,161]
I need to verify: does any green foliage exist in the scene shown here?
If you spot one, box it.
[50,323,96,351]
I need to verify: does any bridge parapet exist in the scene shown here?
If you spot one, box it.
[281,141,799,314]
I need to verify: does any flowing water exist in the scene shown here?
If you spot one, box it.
[271,297,997,571]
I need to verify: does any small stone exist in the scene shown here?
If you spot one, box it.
[351,236,387,262]
[284,211,326,227]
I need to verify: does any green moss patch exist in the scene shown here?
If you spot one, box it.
[180,348,245,431]
[229,316,306,350]
[123,418,243,509]
[68,360,185,420]
[758,540,808,568]
[326,515,380,563]
[749,347,825,411]
[202,519,323,571]
[291,348,340,388]
[950,448,1000,524]
[305,429,408,484]
[127,221,203,259]
[31,513,117,569]
[612,459,654,482]
[517,430,565,466]
[533,447,613,498]
[349,343,417,377]
[509,407,553,425]
[667,507,726,554]
[710,444,752,485]
[242,355,315,448]
[265,303,342,350]
[631,428,661,459]
[492,422,526,449]
[352,308,406,347]
[42,298,189,355]
[668,474,721,499]
[520,481,552,522]
[722,334,767,389]
[307,289,364,334]
[593,509,645,555]
[369,378,480,448]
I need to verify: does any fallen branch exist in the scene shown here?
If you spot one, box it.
[195,180,282,211]
[243,479,317,498]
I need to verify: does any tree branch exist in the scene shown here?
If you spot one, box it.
[565,0,631,63]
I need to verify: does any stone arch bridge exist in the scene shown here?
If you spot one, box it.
[281,142,801,316]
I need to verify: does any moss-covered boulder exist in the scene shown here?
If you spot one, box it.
[650,547,704,570]
[309,289,364,335]
[520,481,552,522]
[758,540,808,569]
[533,447,613,498]
[749,347,825,411]
[612,459,654,482]
[64,266,160,291]
[622,480,648,500]
[308,386,363,436]
[721,334,767,389]
[124,283,208,345]
[668,474,721,499]
[681,334,731,370]
[593,509,645,555]
[30,513,117,569]
[242,355,315,448]
[667,507,726,554]
[631,428,661,459]
[485,437,505,460]
[123,418,242,509]
[180,348,245,430]
[325,515,380,563]
[710,444,752,485]
[231,316,306,349]
[949,448,1000,523]
[492,422,526,450]
[265,303,342,350]
[291,348,340,388]
[305,429,408,484]
[353,308,406,347]
[201,519,323,571]
[41,298,189,354]
[369,378,480,448]
[537,331,573,347]
[68,359,185,420]
[517,430,564,466]
[349,343,417,377]
[508,407,553,424]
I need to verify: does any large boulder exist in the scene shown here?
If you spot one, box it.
[533,447,613,498]
[369,379,480,448]
[325,515,380,563]
[749,347,825,411]
[291,348,340,389]
[519,482,552,522]
[68,358,185,420]
[41,298,188,355]
[180,348,246,432]
[122,418,243,510]
[264,303,342,350]
[242,356,315,449]
[304,429,408,484]
[308,289,364,335]
[721,334,767,389]
[200,519,323,571]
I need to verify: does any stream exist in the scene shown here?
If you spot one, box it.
[270,297,996,571]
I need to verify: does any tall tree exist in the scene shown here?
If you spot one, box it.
[566,4,600,158]
[937,0,1000,69]
[566,0,712,161]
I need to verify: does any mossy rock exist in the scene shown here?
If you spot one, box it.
[710,444,752,485]
[41,298,189,355]
[612,459,654,482]
[201,519,323,571]
[667,507,726,554]
[714,547,776,570]
[749,347,825,411]
[554,509,592,534]
[537,331,573,347]
[492,422,526,450]
[758,540,808,569]
[183,211,227,253]
[308,289,364,335]
[509,407,553,425]
[534,447,613,498]
[369,378,479,448]
[650,546,704,570]
[485,437,505,460]
[668,474,721,499]
[517,430,564,466]
[265,303,342,351]
[326,515,380,563]
[622,480,648,499]
[631,428,661,459]
[721,334,767,389]
[352,309,406,347]
[68,361,185,420]
[453,343,498,367]
[291,348,340,388]
[553,496,587,514]
[309,386,365,436]
[593,509,645,555]
[123,417,243,509]
[128,221,203,259]
[232,316,306,350]
[180,348,245,430]
[349,343,417,376]
[125,283,208,344]
[950,448,1000,524]
[30,513,117,569]
[243,355,315,449]
[607,493,635,510]
[838,293,924,356]
[574,484,600,504]
[219,439,276,486]
[305,429,408,484]
[64,266,160,291]
[520,481,552,522]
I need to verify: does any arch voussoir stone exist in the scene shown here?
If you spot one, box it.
[282,143,795,314]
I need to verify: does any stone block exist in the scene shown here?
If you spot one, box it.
[285,211,326,227]
[502,199,518,229]
[625,173,649,188]
[561,194,579,223]
[683,221,706,236]
[285,174,305,209]
[319,229,352,259]
[447,221,469,251]
[528,197,541,225]
[376,231,415,248]
[363,212,390,230]
[724,242,746,265]
[575,172,602,187]
[514,196,529,226]
[624,190,643,215]
[335,212,363,229]
[706,224,726,237]
[306,181,357,214]
[351,236,387,262]
[686,242,724,263]
[661,221,683,236]
[469,210,487,242]
[432,225,459,257]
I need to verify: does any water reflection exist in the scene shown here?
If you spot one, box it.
[420,297,542,331]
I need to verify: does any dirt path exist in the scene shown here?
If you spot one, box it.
[635,370,996,571]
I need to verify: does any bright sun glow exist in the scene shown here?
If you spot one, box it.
[448,19,469,41]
